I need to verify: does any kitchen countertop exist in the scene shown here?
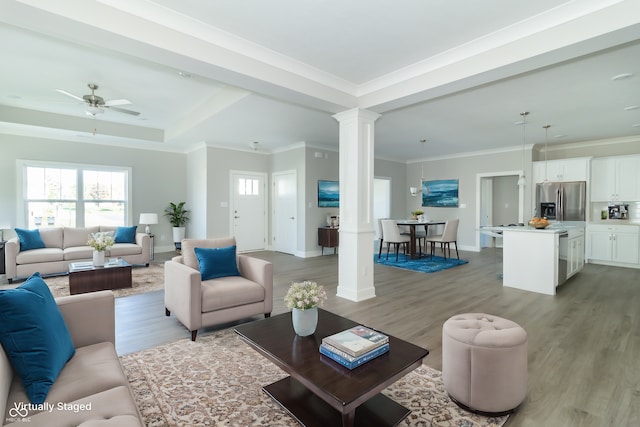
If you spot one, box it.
[481,225,571,234]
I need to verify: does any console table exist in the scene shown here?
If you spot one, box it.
[318,227,339,255]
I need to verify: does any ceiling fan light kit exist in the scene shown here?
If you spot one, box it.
[56,83,140,116]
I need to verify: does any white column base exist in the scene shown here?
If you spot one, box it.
[336,229,376,302]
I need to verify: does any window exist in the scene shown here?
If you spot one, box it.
[19,161,131,228]
[238,178,260,196]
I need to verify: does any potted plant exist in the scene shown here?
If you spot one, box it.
[284,280,327,336]
[87,232,115,267]
[164,202,190,249]
[411,209,424,220]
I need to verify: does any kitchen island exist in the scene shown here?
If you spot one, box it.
[481,224,585,295]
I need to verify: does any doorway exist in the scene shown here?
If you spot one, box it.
[230,171,267,252]
[475,171,523,251]
[272,170,298,255]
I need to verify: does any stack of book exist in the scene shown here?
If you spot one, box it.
[320,325,389,369]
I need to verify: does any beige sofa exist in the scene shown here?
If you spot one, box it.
[1,290,143,426]
[164,237,273,341]
[4,227,150,283]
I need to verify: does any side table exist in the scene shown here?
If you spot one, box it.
[0,240,6,275]
[148,234,155,260]
[318,227,339,255]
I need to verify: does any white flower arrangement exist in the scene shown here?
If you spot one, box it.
[284,280,327,310]
[87,232,115,252]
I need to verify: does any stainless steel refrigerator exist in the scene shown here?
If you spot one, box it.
[536,181,586,221]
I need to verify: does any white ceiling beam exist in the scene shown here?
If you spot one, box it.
[357,0,640,112]
[6,0,358,113]
[165,86,251,141]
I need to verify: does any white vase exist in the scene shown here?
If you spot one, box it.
[292,307,318,336]
[92,250,105,267]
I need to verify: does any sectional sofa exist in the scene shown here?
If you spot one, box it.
[4,227,150,283]
[1,288,143,426]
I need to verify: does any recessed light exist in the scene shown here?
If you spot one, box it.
[513,121,524,125]
[632,123,640,127]
[623,105,639,111]
[611,73,633,81]
[178,71,192,78]
[553,134,567,138]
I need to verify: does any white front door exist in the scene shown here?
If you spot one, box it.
[272,170,297,254]
[230,171,267,252]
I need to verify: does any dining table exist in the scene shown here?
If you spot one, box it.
[395,220,446,259]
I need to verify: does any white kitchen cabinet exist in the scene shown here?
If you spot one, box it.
[567,229,585,279]
[590,155,640,202]
[533,158,589,183]
[586,224,639,266]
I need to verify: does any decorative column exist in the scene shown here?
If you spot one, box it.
[332,108,380,301]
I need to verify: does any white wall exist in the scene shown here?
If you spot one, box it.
[493,176,520,226]
[186,146,208,239]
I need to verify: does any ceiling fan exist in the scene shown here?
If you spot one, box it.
[56,83,140,116]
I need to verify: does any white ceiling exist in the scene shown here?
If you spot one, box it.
[0,0,639,161]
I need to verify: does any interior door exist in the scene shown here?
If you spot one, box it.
[480,178,493,248]
[272,170,297,254]
[230,171,267,252]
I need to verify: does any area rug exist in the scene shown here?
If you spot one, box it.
[0,263,165,298]
[375,253,468,273]
[120,329,508,426]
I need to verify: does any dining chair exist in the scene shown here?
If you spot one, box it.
[380,220,411,261]
[425,219,460,259]
[375,218,392,259]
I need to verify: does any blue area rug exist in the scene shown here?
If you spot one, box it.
[374,252,468,273]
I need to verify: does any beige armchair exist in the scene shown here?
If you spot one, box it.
[164,237,273,341]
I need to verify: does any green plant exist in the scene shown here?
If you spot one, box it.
[164,202,190,227]
[411,209,424,217]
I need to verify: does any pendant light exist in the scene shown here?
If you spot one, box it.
[517,112,529,187]
[410,139,427,196]
[542,125,551,185]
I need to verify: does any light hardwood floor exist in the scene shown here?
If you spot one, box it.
[116,248,640,427]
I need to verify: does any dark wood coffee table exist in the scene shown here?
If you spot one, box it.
[234,309,429,427]
[68,259,132,295]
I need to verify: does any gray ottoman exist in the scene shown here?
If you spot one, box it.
[442,313,528,415]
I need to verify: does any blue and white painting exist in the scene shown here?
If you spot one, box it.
[318,180,339,207]
[422,179,459,207]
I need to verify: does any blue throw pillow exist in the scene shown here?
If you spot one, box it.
[114,226,137,243]
[194,246,241,280]
[15,228,46,251]
[0,273,75,404]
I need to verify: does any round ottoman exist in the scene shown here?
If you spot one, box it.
[442,313,528,415]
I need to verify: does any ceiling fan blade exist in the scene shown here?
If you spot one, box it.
[104,99,131,107]
[105,105,140,116]
[56,89,84,101]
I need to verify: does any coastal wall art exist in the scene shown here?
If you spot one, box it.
[318,180,339,207]
[422,179,459,207]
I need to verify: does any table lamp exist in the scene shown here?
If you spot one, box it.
[139,213,158,235]
[0,224,11,242]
